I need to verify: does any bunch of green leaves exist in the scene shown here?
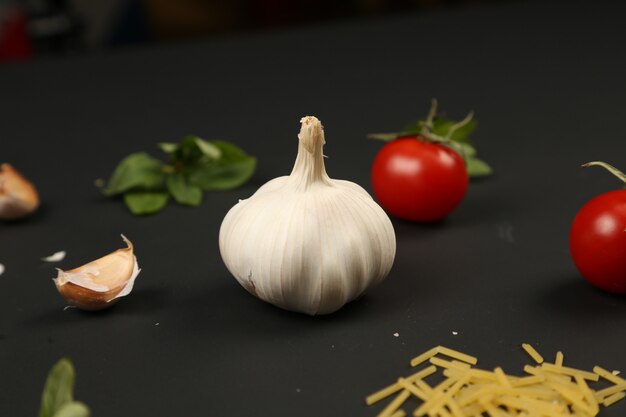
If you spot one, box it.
[368,99,492,177]
[102,136,256,215]
[38,358,90,417]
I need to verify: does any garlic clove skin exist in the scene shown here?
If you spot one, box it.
[53,235,141,311]
[219,116,396,315]
[0,163,40,220]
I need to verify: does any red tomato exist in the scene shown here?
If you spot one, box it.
[371,137,468,222]
[570,190,626,293]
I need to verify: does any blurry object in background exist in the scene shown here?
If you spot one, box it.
[0,0,495,62]
[0,0,83,62]
[27,0,84,56]
[0,6,32,61]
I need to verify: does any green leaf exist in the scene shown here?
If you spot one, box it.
[102,153,166,196]
[158,142,179,154]
[39,359,75,417]
[459,142,477,158]
[194,137,221,159]
[166,174,202,206]
[402,120,424,133]
[432,117,477,142]
[52,402,90,417]
[186,140,256,191]
[188,158,256,191]
[467,157,493,177]
[123,191,170,215]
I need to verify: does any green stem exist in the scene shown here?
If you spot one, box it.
[423,98,438,132]
[582,161,626,185]
[445,111,474,140]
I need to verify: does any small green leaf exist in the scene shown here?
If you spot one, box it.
[194,137,222,160]
[402,120,424,133]
[123,191,170,215]
[432,117,477,142]
[467,157,493,177]
[52,402,90,417]
[39,359,75,417]
[102,153,166,196]
[166,174,202,206]
[158,142,179,154]
[459,142,477,158]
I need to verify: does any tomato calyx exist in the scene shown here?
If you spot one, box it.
[582,161,626,187]
[368,99,492,178]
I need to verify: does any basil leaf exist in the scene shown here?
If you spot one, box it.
[166,174,202,206]
[39,359,75,417]
[102,153,166,196]
[123,191,170,215]
[158,143,178,155]
[194,137,221,160]
[52,402,90,417]
[188,158,256,191]
[467,157,493,177]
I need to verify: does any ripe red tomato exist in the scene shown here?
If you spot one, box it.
[371,137,468,222]
[570,189,626,293]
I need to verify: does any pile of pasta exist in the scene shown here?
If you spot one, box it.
[365,344,626,417]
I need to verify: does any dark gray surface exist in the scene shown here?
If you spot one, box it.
[2,1,626,415]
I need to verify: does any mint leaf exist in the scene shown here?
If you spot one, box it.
[39,359,75,417]
[467,157,493,177]
[102,153,165,196]
[52,402,90,417]
[166,174,202,206]
[123,191,170,215]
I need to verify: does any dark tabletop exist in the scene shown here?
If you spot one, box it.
[2,0,626,415]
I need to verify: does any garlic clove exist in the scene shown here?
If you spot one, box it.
[0,163,40,220]
[53,235,141,311]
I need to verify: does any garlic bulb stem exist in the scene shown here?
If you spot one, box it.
[289,116,331,189]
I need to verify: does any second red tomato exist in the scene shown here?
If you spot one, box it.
[371,137,468,222]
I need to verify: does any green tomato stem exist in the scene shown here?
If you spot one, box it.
[582,161,626,185]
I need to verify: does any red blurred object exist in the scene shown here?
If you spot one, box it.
[0,7,33,62]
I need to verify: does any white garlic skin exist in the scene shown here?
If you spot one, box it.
[219,116,396,315]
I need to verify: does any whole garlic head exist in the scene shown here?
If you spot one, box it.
[0,163,39,220]
[219,116,396,315]
[53,235,141,311]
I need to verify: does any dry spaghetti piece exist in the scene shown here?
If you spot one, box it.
[521,343,544,364]
[366,344,626,417]
[366,366,437,405]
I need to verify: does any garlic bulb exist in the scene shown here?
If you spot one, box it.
[0,163,39,220]
[219,116,396,315]
[53,235,140,311]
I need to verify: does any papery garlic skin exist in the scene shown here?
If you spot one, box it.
[219,116,396,315]
[0,163,39,220]
[53,235,141,311]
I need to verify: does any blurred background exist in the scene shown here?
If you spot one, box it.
[0,0,500,62]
